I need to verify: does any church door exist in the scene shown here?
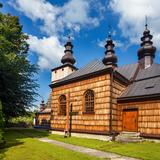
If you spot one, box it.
[122,109,138,132]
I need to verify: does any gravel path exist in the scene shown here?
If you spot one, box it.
[38,137,140,160]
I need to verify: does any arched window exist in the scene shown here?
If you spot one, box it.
[84,90,94,113]
[59,95,66,115]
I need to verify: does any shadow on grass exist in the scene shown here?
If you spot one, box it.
[0,128,50,159]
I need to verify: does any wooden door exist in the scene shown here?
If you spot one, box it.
[123,109,138,132]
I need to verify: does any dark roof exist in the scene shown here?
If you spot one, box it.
[136,63,160,80]
[119,76,160,99]
[51,59,138,87]
[117,63,138,80]
[119,63,160,101]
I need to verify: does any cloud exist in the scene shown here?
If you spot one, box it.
[9,0,101,35]
[109,0,160,49]
[8,0,105,69]
[27,35,64,69]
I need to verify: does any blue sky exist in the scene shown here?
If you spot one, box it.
[1,0,160,107]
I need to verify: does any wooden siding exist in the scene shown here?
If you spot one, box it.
[35,113,51,126]
[51,74,111,133]
[51,73,127,134]
[111,79,126,132]
[118,100,160,136]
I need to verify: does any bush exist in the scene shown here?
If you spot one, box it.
[8,115,34,128]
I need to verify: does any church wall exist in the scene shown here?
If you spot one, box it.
[118,100,160,137]
[51,74,113,134]
[51,66,76,82]
[35,113,51,127]
[111,79,126,132]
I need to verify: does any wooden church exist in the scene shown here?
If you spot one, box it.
[40,24,160,138]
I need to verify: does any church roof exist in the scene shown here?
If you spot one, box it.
[36,107,51,114]
[50,59,138,87]
[119,63,160,102]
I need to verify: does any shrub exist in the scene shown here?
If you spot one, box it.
[8,114,34,128]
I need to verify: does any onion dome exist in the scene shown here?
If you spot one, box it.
[61,37,76,65]
[102,33,117,67]
[138,24,156,60]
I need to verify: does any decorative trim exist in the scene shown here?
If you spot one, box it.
[118,94,160,103]
[51,63,78,71]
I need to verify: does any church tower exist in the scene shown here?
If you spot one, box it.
[102,32,118,68]
[51,37,77,83]
[138,23,156,69]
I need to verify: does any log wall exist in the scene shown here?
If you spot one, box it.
[35,113,51,126]
[118,100,160,137]
[51,74,112,134]
[111,79,126,132]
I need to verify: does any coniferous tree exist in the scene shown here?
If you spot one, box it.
[0,4,39,123]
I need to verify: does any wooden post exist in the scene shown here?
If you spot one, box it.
[64,92,70,137]
[69,103,73,137]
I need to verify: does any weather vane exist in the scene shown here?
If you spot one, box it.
[145,15,148,29]
[108,24,112,39]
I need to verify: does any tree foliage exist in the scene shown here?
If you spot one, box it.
[0,5,39,122]
[0,100,4,144]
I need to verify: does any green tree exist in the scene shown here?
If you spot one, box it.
[0,4,39,123]
[0,100,4,144]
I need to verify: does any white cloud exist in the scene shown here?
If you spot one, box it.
[9,0,101,35]
[27,35,64,69]
[8,0,104,69]
[109,0,160,49]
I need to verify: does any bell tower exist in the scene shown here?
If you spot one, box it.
[102,30,118,68]
[138,21,156,69]
[51,37,77,83]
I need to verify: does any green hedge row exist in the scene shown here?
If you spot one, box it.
[8,115,34,128]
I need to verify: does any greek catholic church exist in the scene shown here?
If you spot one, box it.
[38,24,160,139]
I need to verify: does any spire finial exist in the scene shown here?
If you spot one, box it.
[68,36,71,42]
[61,35,76,65]
[145,15,148,29]
[102,26,117,67]
[108,24,112,39]
[41,96,44,104]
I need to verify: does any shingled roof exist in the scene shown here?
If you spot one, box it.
[51,59,138,87]
[119,63,160,101]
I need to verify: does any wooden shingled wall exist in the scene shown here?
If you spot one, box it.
[51,74,112,134]
[51,72,127,134]
[118,100,160,137]
[111,79,126,132]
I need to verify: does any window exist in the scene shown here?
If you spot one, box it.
[59,95,66,115]
[84,90,94,113]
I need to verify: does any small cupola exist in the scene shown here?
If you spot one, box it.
[61,36,76,65]
[102,32,118,68]
[138,23,156,69]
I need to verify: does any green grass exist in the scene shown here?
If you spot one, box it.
[2,129,160,160]
[48,133,160,160]
[0,129,102,160]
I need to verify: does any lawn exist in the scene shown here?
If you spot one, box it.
[1,129,160,160]
[48,132,160,160]
[0,129,102,160]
